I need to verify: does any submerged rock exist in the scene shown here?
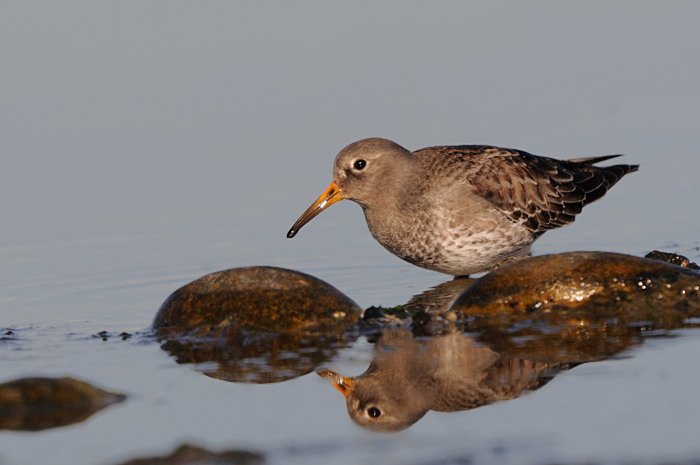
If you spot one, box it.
[153,266,362,383]
[114,444,264,465]
[0,377,126,431]
[153,266,361,333]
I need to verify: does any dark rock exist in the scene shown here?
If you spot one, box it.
[363,306,385,320]
[0,377,126,431]
[93,331,134,341]
[412,311,432,329]
[645,250,699,269]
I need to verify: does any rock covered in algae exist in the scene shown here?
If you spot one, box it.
[0,377,126,431]
[153,266,361,333]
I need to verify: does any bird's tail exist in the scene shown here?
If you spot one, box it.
[567,154,623,165]
[567,154,639,176]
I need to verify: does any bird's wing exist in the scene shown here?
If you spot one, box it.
[416,145,635,233]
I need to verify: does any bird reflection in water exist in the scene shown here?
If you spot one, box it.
[317,251,700,432]
[317,329,572,432]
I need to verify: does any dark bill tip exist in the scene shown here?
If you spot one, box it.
[285,181,344,240]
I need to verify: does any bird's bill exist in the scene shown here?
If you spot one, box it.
[286,181,344,238]
[316,369,354,397]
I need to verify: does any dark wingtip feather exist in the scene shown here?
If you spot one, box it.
[569,154,639,176]
[567,154,624,164]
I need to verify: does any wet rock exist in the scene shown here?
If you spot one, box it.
[645,250,699,269]
[0,377,126,431]
[412,309,459,336]
[153,267,362,383]
[357,305,414,330]
[93,331,133,341]
[411,310,433,332]
[114,444,264,465]
[449,251,700,362]
[451,251,700,316]
[153,266,361,333]
[362,306,385,321]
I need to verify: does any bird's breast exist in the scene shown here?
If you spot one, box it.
[363,205,534,275]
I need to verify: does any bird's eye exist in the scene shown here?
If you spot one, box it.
[353,159,367,171]
[367,407,381,418]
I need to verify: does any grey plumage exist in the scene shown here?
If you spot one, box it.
[418,145,638,233]
[288,138,638,275]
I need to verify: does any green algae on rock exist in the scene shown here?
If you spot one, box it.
[0,377,126,431]
[153,266,362,333]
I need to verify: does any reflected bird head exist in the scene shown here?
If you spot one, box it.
[317,368,428,432]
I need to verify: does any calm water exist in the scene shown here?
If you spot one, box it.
[3,2,700,464]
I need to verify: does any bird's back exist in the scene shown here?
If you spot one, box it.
[413,145,639,234]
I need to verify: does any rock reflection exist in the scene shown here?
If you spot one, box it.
[159,329,356,383]
[318,330,571,432]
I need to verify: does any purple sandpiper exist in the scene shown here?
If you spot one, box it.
[287,138,638,275]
